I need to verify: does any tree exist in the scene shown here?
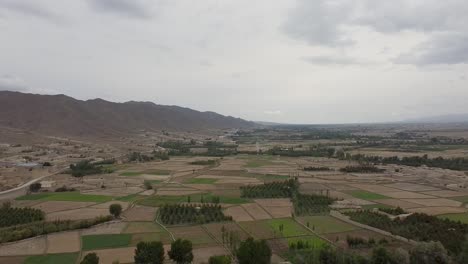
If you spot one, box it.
[318,245,337,264]
[168,239,193,264]
[109,204,122,218]
[410,241,449,264]
[29,182,41,192]
[371,247,391,264]
[81,253,99,264]
[134,241,165,264]
[236,237,271,264]
[209,255,231,264]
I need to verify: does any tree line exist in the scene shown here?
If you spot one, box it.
[158,204,232,225]
[0,202,44,228]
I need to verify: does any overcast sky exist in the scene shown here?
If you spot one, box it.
[1,0,467,124]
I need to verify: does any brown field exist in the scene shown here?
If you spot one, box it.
[0,256,26,264]
[383,191,435,199]
[224,206,254,222]
[350,184,399,194]
[167,226,217,248]
[123,222,165,234]
[0,237,46,256]
[203,222,250,242]
[83,247,136,264]
[46,208,108,221]
[46,231,80,253]
[130,232,173,245]
[241,203,272,220]
[421,190,468,198]
[402,198,462,207]
[384,183,440,192]
[374,199,422,209]
[407,206,467,215]
[32,201,95,213]
[122,206,156,222]
[90,200,130,210]
[255,199,293,218]
[81,222,127,235]
[238,221,276,240]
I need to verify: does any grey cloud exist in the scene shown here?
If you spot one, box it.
[0,0,60,21]
[282,0,353,46]
[394,33,468,65]
[302,55,357,66]
[88,0,156,18]
[284,0,468,65]
[0,75,28,92]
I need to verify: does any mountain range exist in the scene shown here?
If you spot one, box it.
[0,91,254,138]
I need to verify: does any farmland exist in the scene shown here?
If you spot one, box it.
[1,124,468,263]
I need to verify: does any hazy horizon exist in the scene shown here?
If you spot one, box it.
[1,0,468,124]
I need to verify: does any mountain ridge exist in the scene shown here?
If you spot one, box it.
[0,91,255,138]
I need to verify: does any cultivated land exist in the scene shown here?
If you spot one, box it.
[1,124,468,263]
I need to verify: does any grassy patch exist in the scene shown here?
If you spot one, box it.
[287,235,327,248]
[81,234,132,251]
[266,218,310,237]
[130,232,173,245]
[16,192,113,203]
[117,194,142,202]
[297,216,359,234]
[24,253,78,264]
[186,178,218,184]
[438,213,468,224]
[123,222,165,233]
[347,190,388,200]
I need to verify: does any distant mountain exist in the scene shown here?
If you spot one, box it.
[0,91,255,138]
[404,114,468,124]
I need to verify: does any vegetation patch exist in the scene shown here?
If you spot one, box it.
[287,235,327,249]
[189,159,218,166]
[297,216,359,234]
[303,167,331,171]
[0,203,44,228]
[293,193,335,216]
[159,204,232,225]
[120,169,170,176]
[241,179,298,198]
[339,165,385,173]
[347,190,388,200]
[438,213,468,224]
[345,210,468,254]
[67,160,111,177]
[81,234,132,250]
[138,193,250,207]
[266,218,310,237]
[378,206,406,215]
[117,194,142,202]
[24,253,79,264]
[0,216,112,243]
[16,192,113,203]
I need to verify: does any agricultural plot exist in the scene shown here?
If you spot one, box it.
[255,198,293,218]
[81,234,132,251]
[438,213,468,223]
[185,178,218,184]
[241,203,272,220]
[120,169,171,176]
[224,206,254,222]
[239,220,277,239]
[297,215,359,234]
[407,206,467,215]
[346,190,388,200]
[46,208,108,221]
[0,236,46,256]
[159,204,231,225]
[168,226,217,248]
[46,231,80,254]
[192,246,230,264]
[287,235,327,248]
[23,253,78,264]
[31,201,95,213]
[16,192,113,203]
[130,232,173,245]
[203,222,250,242]
[81,222,127,235]
[122,205,156,222]
[82,247,135,264]
[123,222,165,233]
[266,218,311,238]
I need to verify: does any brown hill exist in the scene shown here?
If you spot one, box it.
[0,91,254,137]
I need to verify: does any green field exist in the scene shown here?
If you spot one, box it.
[186,178,218,184]
[120,169,170,176]
[138,193,250,207]
[16,192,113,203]
[81,234,132,250]
[287,235,327,248]
[117,194,142,202]
[451,196,468,203]
[266,218,311,237]
[347,190,388,200]
[297,216,359,234]
[24,253,78,264]
[438,213,468,224]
